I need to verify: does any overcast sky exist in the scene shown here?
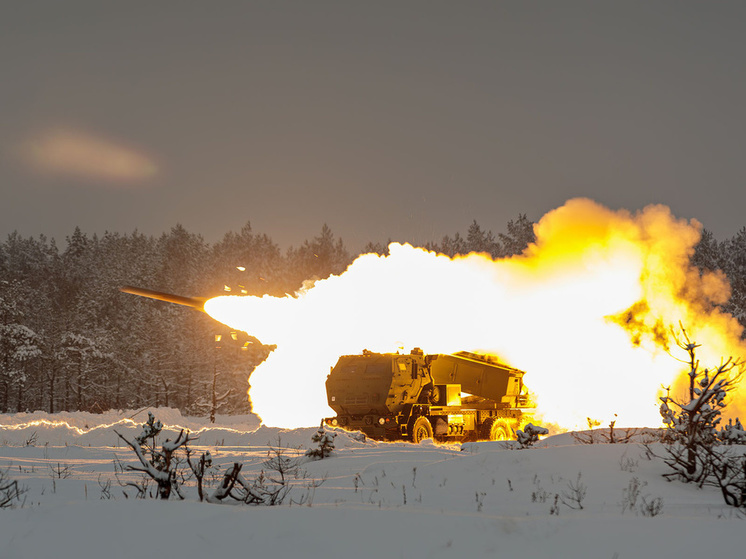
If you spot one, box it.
[2,1,745,250]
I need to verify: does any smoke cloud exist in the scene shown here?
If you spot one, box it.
[16,127,157,184]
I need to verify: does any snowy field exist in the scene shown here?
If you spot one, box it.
[0,409,743,559]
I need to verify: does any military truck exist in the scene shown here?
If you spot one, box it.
[323,348,533,443]
[117,288,533,442]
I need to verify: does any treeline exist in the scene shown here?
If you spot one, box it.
[2,215,742,419]
[692,228,746,328]
[0,222,348,418]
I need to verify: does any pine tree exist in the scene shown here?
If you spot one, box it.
[210,221,284,296]
[691,228,723,273]
[361,241,391,256]
[720,227,746,329]
[285,224,351,291]
[0,280,42,412]
[658,328,743,485]
[306,427,336,459]
[466,220,500,257]
[436,232,467,257]
[498,214,536,257]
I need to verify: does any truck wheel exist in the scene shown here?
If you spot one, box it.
[479,417,512,441]
[409,416,433,443]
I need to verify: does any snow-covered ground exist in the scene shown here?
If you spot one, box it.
[0,409,743,558]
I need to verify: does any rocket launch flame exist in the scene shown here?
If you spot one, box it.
[204,198,746,429]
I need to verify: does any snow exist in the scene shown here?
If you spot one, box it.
[0,408,744,558]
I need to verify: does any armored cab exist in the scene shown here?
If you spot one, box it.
[324,348,533,443]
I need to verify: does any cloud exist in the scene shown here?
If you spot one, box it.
[16,127,158,184]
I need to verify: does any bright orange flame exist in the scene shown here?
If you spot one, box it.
[204,199,746,429]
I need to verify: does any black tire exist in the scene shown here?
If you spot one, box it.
[409,416,434,443]
[479,417,512,441]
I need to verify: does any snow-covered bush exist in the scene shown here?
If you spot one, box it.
[305,427,336,460]
[113,416,327,505]
[516,423,548,448]
[114,412,195,499]
[719,417,746,445]
[700,416,746,510]
[704,448,746,510]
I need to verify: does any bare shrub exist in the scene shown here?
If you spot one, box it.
[49,463,72,479]
[601,416,639,444]
[186,448,213,502]
[97,475,113,500]
[619,453,639,473]
[621,477,644,513]
[560,472,586,510]
[571,418,602,444]
[0,467,26,508]
[639,495,664,517]
[24,431,38,447]
[621,477,664,517]
[208,438,325,506]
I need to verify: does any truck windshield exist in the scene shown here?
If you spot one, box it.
[364,363,390,377]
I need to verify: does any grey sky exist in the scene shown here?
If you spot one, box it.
[2,1,745,250]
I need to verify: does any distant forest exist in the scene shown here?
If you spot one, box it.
[1,215,744,418]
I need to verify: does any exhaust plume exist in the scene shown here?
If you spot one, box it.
[205,198,745,429]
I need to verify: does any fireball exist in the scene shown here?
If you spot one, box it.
[205,198,746,429]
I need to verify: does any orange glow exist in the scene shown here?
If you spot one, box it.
[204,198,746,429]
[0,418,139,436]
[0,417,252,438]
[17,127,157,183]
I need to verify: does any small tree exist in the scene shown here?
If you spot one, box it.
[305,427,336,459]
[658,328,743,485]
[114,412,194,499]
